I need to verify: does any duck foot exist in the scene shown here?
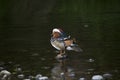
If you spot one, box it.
[56,54,68,62]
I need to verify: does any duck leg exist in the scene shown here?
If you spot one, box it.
[59,50,67,72]
[59,50,66,57]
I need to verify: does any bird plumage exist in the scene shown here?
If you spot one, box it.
[50,28,82,55]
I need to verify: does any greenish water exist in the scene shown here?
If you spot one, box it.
[0,0,120,80]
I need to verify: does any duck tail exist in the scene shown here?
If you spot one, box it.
[66,44,83,52]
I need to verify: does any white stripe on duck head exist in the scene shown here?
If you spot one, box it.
[52,28,68,38]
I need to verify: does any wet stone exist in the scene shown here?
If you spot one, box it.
[103,73,112,79]
[92,75,103,80]
[79,77,86,80]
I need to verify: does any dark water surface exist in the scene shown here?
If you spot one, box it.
[0,0,120,80]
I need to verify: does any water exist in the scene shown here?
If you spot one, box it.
[0,0,120,80]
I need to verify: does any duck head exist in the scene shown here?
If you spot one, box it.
[52,28,63,38]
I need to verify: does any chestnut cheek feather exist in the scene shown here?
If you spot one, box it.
[53,32,60,38]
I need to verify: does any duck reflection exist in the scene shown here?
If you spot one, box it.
[50,28,82,80]
[51,54,75,80]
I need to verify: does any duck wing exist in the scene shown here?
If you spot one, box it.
[51,38,65,50]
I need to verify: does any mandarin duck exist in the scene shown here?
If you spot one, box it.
[50,28,82,56]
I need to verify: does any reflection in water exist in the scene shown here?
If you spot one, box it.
[51,51,117,80]
[0,47,118,80]
[0,0,120,79]
[51,54,75,80]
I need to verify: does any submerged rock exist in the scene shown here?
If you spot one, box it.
[0,70,11,80]
[17,74,25,79]
[87,58,95,63]
[92,75,103,80]
[35,74,49,80]
[103,73,112,79]
[79,77,86,80]
[35,74,42,79]
[36,76,49,80]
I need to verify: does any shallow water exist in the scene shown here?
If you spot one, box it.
[0,25,119,80]
[0,0,120,80]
